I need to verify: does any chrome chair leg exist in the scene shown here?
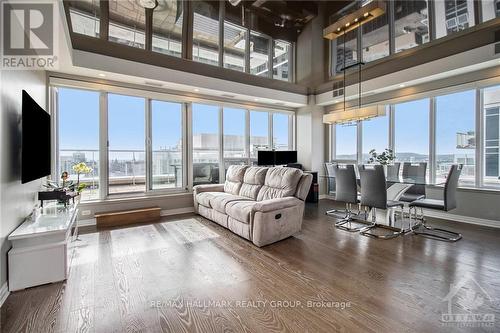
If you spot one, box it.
[412,216,462,242]
[360,207,404,239]
[335,203,370,232]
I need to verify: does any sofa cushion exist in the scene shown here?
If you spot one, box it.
[210,193,252,214]
[239,167,268,200]
[224,165,248,195]
[196,192,215,207]
[225,200,258,224]
[257,167,303,201]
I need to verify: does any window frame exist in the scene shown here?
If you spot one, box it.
[330,82,500,190]
[329,0,482,79]
[50,77,295,201]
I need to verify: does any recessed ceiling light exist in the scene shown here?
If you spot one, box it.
[254,98,259,102]
[334,100,339,103]
[399,84,406,87]
[98,73,106,77]
[194,88,199,92]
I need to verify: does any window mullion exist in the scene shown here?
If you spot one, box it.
[100,92,109,199]
[219,106,224,182]
[429,97,437,184]
[187,103,193,190]
[476,88,484,187]
[357,121,363,163]
[269,112,274,150]
[245,109,250,164]
[145,99,152,191]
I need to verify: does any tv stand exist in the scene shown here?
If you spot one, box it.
[7,203,79,291]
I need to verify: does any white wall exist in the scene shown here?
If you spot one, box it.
[0,70,47,287]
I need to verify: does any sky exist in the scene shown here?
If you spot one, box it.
[336,90,476,157]
[59,87,289,152]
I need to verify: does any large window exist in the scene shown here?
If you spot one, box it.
[192,1,220,66]
[483,85,500,188]
[272,113,291,150]
[395,98,429,163]
[250,111,269,160]
[151,100,183,190]
[273,40,291,81]
[108,94,146,194]
[250,32,271,77]
[361,13,389,63]
[108,0,146,49]
[435,0,475,38]
[223,107,247,170]
[192,103,220,185]
[335,124,357,160]
[394,0,429,53]
[68,0,100,38]
[58,87,100,201]
[362,112,389,163]
[152,1,183,57]
[223,22,246,72]
[436,90,476,185]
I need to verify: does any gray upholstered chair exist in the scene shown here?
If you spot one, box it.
[358,165,406,239]
[331,164,365,231]
[409,164,463,242]
[324,162,336,196]
[386,162,401,180]
[399,162,427,202]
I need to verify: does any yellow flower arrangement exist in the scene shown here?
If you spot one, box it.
[72,162,93,193]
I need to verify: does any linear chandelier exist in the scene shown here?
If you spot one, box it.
[322,1,386,125]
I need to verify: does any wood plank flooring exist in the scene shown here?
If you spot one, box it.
[1,199,500,332]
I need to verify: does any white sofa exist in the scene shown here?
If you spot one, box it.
[193,165,313,247]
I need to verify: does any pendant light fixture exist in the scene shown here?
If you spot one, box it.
[323,1,386,125]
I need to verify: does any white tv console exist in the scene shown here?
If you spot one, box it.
[8,203,79,291]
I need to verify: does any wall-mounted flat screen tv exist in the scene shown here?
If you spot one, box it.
[21,90,51,184]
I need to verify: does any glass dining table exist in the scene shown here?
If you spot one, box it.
[320,174,442,227]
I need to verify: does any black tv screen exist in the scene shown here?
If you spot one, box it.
[275,151,297,165]
[22,90,51,184]
[257,150,275,166]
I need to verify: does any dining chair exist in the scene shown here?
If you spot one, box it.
[400,162,427,202]
[409,164,463,242]
[358,165,407,239]
[324,162,336,196]
[386,162,401,180]
[331,164,365,231]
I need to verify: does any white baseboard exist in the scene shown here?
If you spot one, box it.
[422,210,500,229]
[0,282,9,308]
[160,207,194,216]
[320,197,500,229]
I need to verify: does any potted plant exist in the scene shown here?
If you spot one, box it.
[368,149,396,174]
[72,162,93,197]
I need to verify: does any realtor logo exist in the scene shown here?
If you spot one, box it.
[441,276,496,328]
[1,1,58,69]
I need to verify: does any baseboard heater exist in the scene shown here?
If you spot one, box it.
[95,207,161,227]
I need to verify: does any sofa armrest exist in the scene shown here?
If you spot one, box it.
[193,184,225,195]
[253,197,302,213]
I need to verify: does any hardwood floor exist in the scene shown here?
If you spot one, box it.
[1,199,500,332]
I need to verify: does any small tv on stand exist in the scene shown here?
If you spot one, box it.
[275,151,297,165]
[257,151,275,166]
